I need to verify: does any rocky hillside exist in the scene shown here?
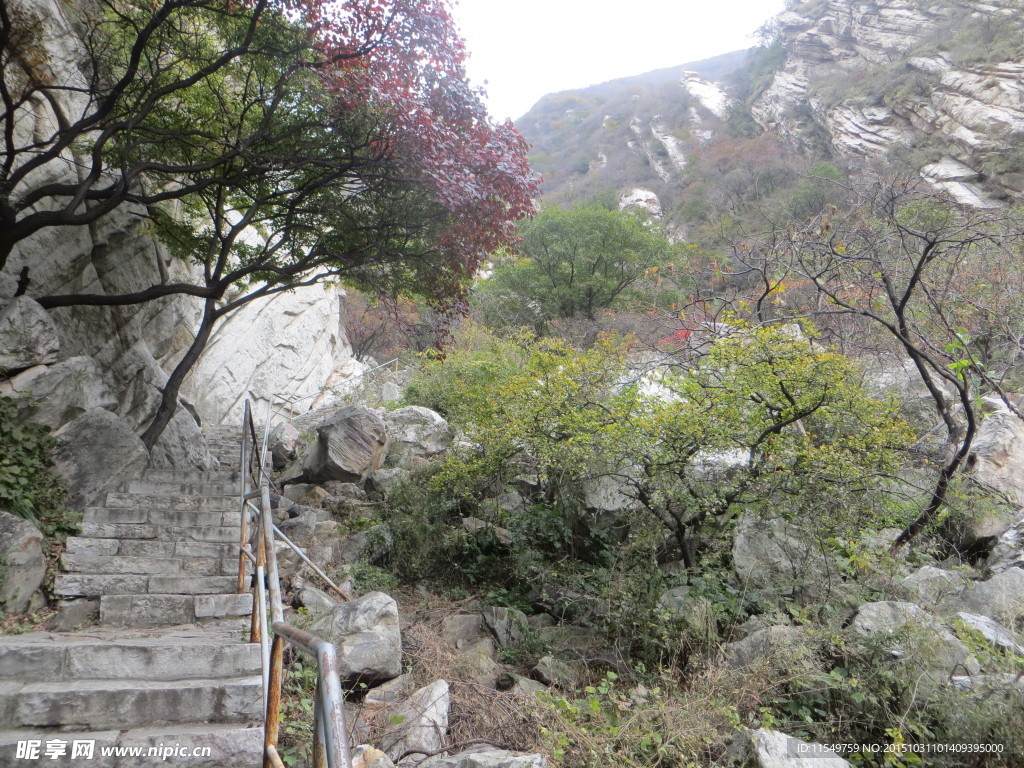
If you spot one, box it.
[519,0,1024,226]
[756,0,1024,207]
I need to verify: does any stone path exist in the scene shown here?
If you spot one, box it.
[0,425,264,766]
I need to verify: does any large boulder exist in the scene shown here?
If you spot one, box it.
[902,565,972,608]
[732,513,836,599]
[735,728,850,768]
[0,511,46,614]
[850,601,979,678]
[284,406,389,485]
[0,356,116,430]
[0,297,60,373]
[269,421,303,469]
[148,407,217,470]
[51,408,149,509]
[723,625,808,671]
[383,406,453,469]
[309,591,402,684]
[379,679,450,762]
[482,606,530,648]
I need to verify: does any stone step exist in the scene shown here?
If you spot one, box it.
[83,508,235,528]
[121,479,239,496]
[61,554,235,577]
[141,469,239,483]
[54,574,238,598]
[0,627,258,681]
[99,593,252,627]
[103,493,236,512]
[78,523,240,543]
[0,675,261,730]
[0,723,262,767]
[66,537,238,560]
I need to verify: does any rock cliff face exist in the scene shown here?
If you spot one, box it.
[0,0,359,477]
[752,0,1024,204]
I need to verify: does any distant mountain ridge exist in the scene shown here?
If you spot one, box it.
[517,0,1024,235]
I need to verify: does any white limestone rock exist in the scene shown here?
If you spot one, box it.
[380,679,450,762]
[309,591,402,684]
[384,406,454,469]
[0,356,116,430]
[184,283,353,426]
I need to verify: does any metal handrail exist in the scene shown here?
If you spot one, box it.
[236,399,352,768]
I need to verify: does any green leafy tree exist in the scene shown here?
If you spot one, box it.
[475,204,684,333]
[405,322,910,570]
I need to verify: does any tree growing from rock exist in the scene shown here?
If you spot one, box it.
[781,179,1024,550]
[0,0,537,447]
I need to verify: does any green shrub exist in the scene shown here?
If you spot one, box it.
[0,397,77,540]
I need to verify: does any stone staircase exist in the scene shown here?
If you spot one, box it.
[0,425,264,766]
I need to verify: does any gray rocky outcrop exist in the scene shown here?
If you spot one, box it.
[51,408,150,509]
[283,406,389,486]
[0,297,60,373]
[902,565,972,608]
[383,406,453,469]
[0,356,116,430]
[309,591,402,684]
[379,679,450,762]
[0,510,46,614]
[482,606,530,648]
[750,0,1024,204]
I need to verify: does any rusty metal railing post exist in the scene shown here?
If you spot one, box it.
[237,400,252,594]
[263,633,285,768]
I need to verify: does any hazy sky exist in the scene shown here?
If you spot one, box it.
[450,0,786,122]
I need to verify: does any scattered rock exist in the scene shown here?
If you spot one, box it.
[954,612,1024,655]
[284,406,389,485]
[944,568,1024,628]
[482,606,530,648]
[352,744,397,768]
[419,747,546,768]
[380,679,450,762]
[269,421,303,469]
[309,591,403,684]
[0,297,60,373]
[442,613,485,647]
[480,491,529,517]
[0,511,46,614]
[850,601,979,677]
[363,674,417,711]
[384,406,454,469]
[496,672,547,695]
[51,408,149,509]
[296,584,336,616]
[462,517,514,546]
[735,728,851,768]
[369,467,410,500]
[322,481,368,500]
[532,655,578,689]
[903,565,972,607]
[732,513,836,599]
[723,626,807,671]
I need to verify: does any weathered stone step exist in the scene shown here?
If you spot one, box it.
[0,724,262,767]
[120,480,238,496]
[99,593,251,628]
[54,574,237,598]
[65,537,237,559]
[0,628,258,681]
[141,469,239,483]
[104,493,236,512]
[78,523,240,543]
[0,675,261,730]
[61,554,234,577]
[83,507,234,528]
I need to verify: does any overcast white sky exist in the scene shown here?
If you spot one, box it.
[450,0,787,122]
